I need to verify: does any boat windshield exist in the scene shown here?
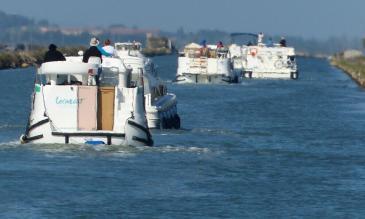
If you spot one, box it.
[230,33,258,46]
[115,43,141,51]
[183,47,229,58]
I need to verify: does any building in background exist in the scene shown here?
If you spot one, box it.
[143,33,174,56]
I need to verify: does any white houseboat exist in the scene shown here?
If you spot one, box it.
[114,42,180,129]
[229,33,298,79]
[20,57,153,146]
[176,43,239,84]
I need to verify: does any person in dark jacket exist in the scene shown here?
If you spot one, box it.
[82,37,102,63]
[83,37,103,85]
[279,37,287,47]
[44,44,66,62]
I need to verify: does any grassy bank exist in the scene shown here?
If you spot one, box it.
[0,46,86,70]
[331,56,365,87]
[0,45,174,69]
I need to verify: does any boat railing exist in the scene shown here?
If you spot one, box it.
[37,61,99,86]
[184,47,229,59]
[128,49,140,57]
[37,58,135,87]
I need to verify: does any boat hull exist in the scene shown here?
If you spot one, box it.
[21,131,126,145]
[21,81,153,147]
[176,56,238,84]
[229,44,298,80]
[114,45,181,130]
[242,70,299,79]
[145,93,181,129]
[175,73,238,84]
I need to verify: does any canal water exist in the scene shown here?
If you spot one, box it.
[0,56,365,218]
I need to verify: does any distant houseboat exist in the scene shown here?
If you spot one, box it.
[176,43,240,84]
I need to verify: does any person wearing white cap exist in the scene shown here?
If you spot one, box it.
[82,37,103,63]
[279,37,287,47]
[82,37,103,85]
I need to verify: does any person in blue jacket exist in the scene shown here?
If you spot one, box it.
[97,44,113,57]
[200,39,207,48]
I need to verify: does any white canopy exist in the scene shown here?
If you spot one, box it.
[38,61,99,75]
[184,43,202,49]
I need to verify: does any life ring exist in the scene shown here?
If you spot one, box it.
[250,48,258,56]
[274,60,285,69]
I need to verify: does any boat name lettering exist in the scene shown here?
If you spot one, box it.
[56,97,84,105]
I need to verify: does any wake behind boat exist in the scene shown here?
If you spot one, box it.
[20,57,153,147]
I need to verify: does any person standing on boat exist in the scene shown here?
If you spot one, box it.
[200,39,207,48]
[279,37,287,47]
[216,41,224,58]
[102,39,115,56]
[258,32,264,45]
[83,37,103,63]
[217,41,224,49]
[200,39,208,57]
[83,37,103,85]
[43,44,66,62]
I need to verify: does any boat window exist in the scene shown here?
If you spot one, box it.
[56,74,68,85]
[129,68,145,87]
[186,49,201,58]
[53,74,82,85]
[116,45,126,51]
[99,68,120,87]
[208,50,216,58]
[116,44,141,51]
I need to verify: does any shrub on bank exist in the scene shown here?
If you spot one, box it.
[331,56,365,86]
[0,46,87,69]
[0,53,19,69]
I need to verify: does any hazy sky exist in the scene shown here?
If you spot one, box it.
[1,0,364,38]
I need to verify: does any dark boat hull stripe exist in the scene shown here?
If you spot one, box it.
[28,118,49,132]
[23,134,44,143]
[52,132,125,137]
[132,136,153,146]
[127,120,151,138]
